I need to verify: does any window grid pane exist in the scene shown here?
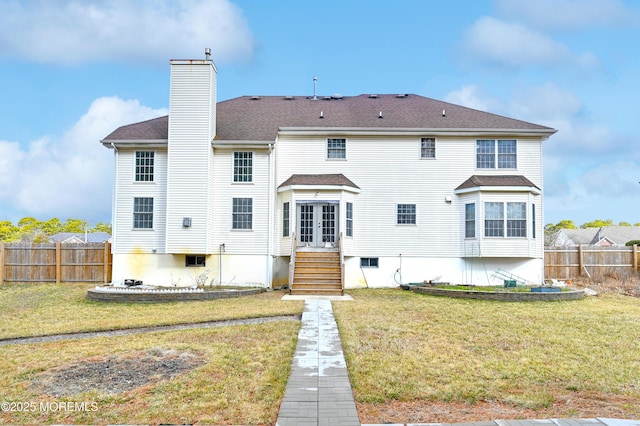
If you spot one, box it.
[135,151,154,182]
[232,198,252,229]
[507,202,526,237]
[465,203,476,238]
[233,152,253,182]
[283,202,290,237]
[346,202,353,237]
[327,138,346,159]
[397,204,416,224]
[476,140,495,168]
[498,140,517,169]
[484,202,503,237]
[133,197,153,229]
[421,137,435,158]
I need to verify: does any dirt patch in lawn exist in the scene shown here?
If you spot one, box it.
[357,392,640,424]
[31,348,205,397]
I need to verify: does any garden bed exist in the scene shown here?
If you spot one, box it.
[87,285,265,303]
[405,284,584,301]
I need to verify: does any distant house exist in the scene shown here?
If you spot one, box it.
[49,232,112,244]
[101,51,556,290]
[547,226,640,247]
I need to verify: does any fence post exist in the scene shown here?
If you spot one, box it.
[0,242,4,285]
[578,245,584,276]
[55,241,62,284]
[634,245,638,273]
[103,242,109,283]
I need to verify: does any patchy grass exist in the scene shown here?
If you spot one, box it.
[0,283,303,339]
[334,289,640,422]
[0,322,299,425]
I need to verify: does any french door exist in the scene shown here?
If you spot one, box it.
[297,203,338,247]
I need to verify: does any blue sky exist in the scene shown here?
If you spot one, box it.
[0,0,639,227]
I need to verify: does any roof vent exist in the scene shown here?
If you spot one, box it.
[319,111,324,119]
[378,111,383,119]
[323,96,332,100]
[205,48,211,60]
[442,109,446,117]
[331,93,343,100]
[284,96,294,100]
[250,96,260,100]
[368,94,378,98]
[396,94,408,98]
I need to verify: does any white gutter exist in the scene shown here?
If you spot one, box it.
[454,185,541,195]
[278,127,557,137]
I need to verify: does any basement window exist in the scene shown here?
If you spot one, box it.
[360,257,379,268]
[186,255,206,267]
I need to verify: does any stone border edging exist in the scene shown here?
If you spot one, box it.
[87,287,265,303]
[411,286,585,301]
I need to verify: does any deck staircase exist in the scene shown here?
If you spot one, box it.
[290,249,344,296]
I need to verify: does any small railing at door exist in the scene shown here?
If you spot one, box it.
[288,232,296,294]
[338,232,345,295]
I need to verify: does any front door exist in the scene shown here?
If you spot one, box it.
[297,202,338,247]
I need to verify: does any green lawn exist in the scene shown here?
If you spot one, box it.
[2,283,640,424]
[334,289,640,419]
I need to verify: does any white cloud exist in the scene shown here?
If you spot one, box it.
[459,16,599,69]
[444,85,500,112]
[0,0,255,65]
[0,97,167,223]
[494,0,639,29]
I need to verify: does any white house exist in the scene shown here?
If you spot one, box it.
[101,52,556,293]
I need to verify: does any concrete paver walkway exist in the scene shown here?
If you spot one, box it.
[276,298,360,426]
[277,296,639,426]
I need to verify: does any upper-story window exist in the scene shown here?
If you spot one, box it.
[476,140,517,169]
[327,138,346,159]
[420,137,435,158]
[397,204,416,225]
[233,152,253,182]
[135,151,154,182]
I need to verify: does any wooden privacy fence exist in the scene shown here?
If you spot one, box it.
[0,242,112,284]
[545,245,640,280]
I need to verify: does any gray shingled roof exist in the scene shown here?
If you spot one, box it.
[102,94,555,142]
[455,175,540,191]
[278,174,359,189]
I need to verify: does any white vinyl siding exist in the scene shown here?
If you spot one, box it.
[112,148,167,254]
[212,149,270,254]
[275,133,543,259]
[165,60,216,254]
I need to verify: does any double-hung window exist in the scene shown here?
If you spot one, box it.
[397,204,416,225]
[346,202,353,237]
[283,202,290,237]
[327,138,346,159]
[133,197,153,229]
[484,202,527,238]
[135,151,154,182]
[465,203,476,238]
[484,202,504,237]
[420,137,435,158]
[233,152,253,182]
[232,198,252,230]
[507,202,526,237]
[477,140,517,169]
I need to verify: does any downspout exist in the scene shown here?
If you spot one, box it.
[109,143,119,254]
[266,142,275,288]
